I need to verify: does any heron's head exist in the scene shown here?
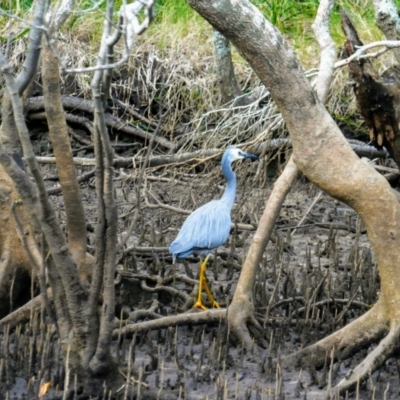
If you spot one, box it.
[223,147,260,165]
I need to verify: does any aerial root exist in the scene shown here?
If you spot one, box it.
[332,322,400,395]
[247,314,269,349]
[282,302,389,369]
[227,302,261,351]
[230,317,254,350]
[0,289,53,330]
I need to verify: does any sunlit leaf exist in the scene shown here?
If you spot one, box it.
[38,382,52,397]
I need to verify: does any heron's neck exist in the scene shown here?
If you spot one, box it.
[220,160,236,210]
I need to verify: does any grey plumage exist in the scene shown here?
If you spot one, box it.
[169,147,259,261]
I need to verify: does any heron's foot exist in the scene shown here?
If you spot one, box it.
[202,276,220,309]
[193,299,220,310]
[194,280,220,310]
[194,254,220,310]
[193,300,208,310]
[211,300,220,308]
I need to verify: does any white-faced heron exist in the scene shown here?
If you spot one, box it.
[169,147,259,309]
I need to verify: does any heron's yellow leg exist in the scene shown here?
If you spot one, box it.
[202,278,220,309]
[193,255,209,310]
[193,254,220,309]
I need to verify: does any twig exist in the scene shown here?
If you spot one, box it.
[119,370,150,388]
[287,298,370,315]
[334,40,400,69]
[139,279,193,307]
[28,110,174,150]
[46,170,95,195]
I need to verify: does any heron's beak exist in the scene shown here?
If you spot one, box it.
[242,152,260,162]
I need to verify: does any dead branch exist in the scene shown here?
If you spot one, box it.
[27,109,174,150]
[46,170,95,196]
[139,279,193,310]
[112,308,226,339]
[292,190,323,235]
[269,297,370,313]
[128,300,162,322]
[34,140,388,170]
[341,11,400,169]
[372,0,400,64]
[0,289,52,330]
[27,95,183,138]
[334,40,400,69]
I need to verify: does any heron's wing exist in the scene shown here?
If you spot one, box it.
[169,200,231,258]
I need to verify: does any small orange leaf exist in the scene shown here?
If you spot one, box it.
[38,382,52,397]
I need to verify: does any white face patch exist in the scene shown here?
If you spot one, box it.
[229,148,244,162]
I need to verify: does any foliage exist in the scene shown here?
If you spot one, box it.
[0,0,394,63]
[252,0,319,34]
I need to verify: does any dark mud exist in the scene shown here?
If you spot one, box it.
[1,128,398,399]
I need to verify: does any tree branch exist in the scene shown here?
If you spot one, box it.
[372,0,400,63]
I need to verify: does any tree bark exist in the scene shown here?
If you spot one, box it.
[228,157,298,346]
[373,0,400,63]
[227,0,335,347]
[212,29,245,105]
[187,0,400,386]
[42,38,87,271]
[342,10,400,170]
[0,0,46,165]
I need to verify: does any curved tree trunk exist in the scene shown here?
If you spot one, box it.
[0,0,46,316]
[226,0,335,348]
[188,0,400,391]
[373,0,400,63]
[0,0,155,395]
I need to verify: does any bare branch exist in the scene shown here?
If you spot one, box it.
[334,40,400,69]
[52,0,75,31]
[15,0,47,94]
[0,7,48,30]
[34,140,388,168]
[0,53,86,334]
[63,0,155,74]
[372,0,400,63]
[122,0,155,46]
[312,0,336,103]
